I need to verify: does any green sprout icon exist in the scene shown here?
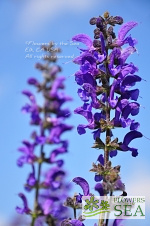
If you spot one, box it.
[100,200,110,210]
[84,196,99,211]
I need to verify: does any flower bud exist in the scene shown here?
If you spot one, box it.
[103,11,109,19]
[93,40,101,48]
[89,17,97,25]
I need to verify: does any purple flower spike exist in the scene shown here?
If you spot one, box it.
[73,177,90,196]
[68,12,143,225]
[17,43,73,224]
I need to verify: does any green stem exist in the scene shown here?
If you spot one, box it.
[105,191,113,226]
[35,145,44,208]
[31,144,44,225]
[73,208,77,219]
[103,48,111,226]
[104,58,110,167]
[31,216,36,226]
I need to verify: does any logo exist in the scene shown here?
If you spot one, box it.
[82,196,145,219]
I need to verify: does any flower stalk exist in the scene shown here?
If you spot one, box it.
[63,11,143,226]
[16,42,73,225]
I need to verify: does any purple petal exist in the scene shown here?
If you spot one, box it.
[97,154,104,165]
[72,34,93,49]
[95,175,103,182]
[122,102,140,119]
[109,79,119,108]
[123,131,143,146]
[100,32,106,55]
[129,148,138,157]
[120,118,132,128]
[22,90,35,103]
[94,112,105,121]
[122,89,139,101]
[119,46,136,64]
[70,219,85,226]
[130,121,140,130]
[77,125,86,135]
[27,78,39,85]
[114,179,125,191]
[124,35,137,46]
[119,63,138,79]
[49,143,67,165]
[74,104,93,123]
[121,75,141,89]
[114,99,129,122]
[50,76,65,98]
[108,48,122,76]
[16,193,30,214]
[72,177,90,196]
[93,129,101,140]
[21,104,31,113]
[118,21,138,41]
[110,150,118,158]
[113,219,123,226]
[73,52,96,65]
[77,89,90,102]
[95,183,104,196]
[26,165,36,189]
[42,199,53,215]
[35,136,46,145]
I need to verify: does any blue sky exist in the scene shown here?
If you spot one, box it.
[0,0,150,225]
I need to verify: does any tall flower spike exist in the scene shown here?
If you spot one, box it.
[63,12,142,226]
[17,42,73,225]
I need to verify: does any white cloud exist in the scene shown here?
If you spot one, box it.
[17,0,96,35]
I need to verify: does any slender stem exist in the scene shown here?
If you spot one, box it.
[103,50,111,226]
[104,49,110,167]
[35,144,44,207]
[31,217,36,226]
[105,191,113,226]
[104,124,110,166]
[31,144,44,225]
[73,208,77,219]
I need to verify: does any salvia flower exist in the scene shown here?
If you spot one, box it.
[17,42,73,225]
[63,12,142,226]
